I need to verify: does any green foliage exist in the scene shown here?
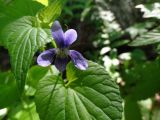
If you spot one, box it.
[0,72,19,109]
[0,0,44,31]
[8,102,39,120]
[124,97,142,120]
[0,0,66,93]
[129,29,160,46]
[38,0,65,24]
[35,61,123,120]
[1,16,52,91]
[122,58,160,100]
[27,66,49,88]
[27,65,59,88]
[3,0,160,119]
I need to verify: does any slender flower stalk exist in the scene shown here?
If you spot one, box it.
[37,21,88,72]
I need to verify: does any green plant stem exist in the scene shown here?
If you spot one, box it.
[51,40,57,48]
[49,66,54,75]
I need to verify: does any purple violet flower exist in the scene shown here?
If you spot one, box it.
[37,21,88,72]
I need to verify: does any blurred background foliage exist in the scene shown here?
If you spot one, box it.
[1,0,160,120]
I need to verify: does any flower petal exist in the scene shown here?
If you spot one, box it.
[51,21,65,48]
[37,49,56,67]
[69,50,88,70]
[64,29,77,47]
[54,57,69,72]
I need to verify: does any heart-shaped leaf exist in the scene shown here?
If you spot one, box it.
[1,16,52,91]
[35,61,123,120]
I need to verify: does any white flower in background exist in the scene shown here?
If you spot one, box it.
[100,47,111,55]
[0,108,7,118]
[102,56,120,70]
[136,3,160,19]
[119,52,131,60]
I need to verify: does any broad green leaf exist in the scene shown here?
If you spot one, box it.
[0,71,19,108]
[1,16,52,91]
[121,58,160,100]
[27,66,49,88]
[36,0,48,6]
[129,29,160,46]
[0,0,44,17]
[8,102,39,120]
[38,0,64,24]
[0,0,44,31]
[26,65,59,96]
[35,61,123,120]
[124,97,142,120]
[27,65,59,88]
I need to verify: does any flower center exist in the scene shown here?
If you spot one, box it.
[57,48,69,58]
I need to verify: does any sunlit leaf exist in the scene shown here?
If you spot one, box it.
[136,3,160,19]
[8,102,39,120]
[129,29,160,46]
[38,0,65,24]
[36,0,48,6]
